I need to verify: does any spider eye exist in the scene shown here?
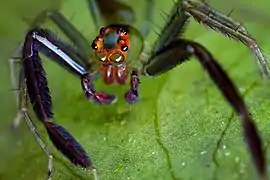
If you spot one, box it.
[95,52,107,62]
[117,27,127,35]
[121,44,128,52]
[110,53,124,63]
[99,27,106,34]
[91,41,98,50]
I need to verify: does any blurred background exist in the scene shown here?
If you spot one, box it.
[1,0,270,180]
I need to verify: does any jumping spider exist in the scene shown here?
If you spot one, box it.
[9,0,268,179]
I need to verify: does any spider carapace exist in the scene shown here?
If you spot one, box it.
[91,25,130,85]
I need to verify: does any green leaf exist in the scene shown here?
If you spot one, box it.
[1,1,270,180]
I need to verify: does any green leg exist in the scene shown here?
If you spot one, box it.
[140,0,155,38]
[85,0,103,30]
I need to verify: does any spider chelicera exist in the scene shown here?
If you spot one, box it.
[9,0,268,180]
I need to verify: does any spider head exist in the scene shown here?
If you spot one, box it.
[91,25,130,65]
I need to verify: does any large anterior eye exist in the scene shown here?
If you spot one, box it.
[95,52,107,62]
[110,53,124,63]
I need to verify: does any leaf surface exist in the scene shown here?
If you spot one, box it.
[1,0,270,180]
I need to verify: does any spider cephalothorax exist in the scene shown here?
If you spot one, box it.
[92,25,131,84]
[9,0,268,180]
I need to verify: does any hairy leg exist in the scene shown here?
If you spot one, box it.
[17,69,54,180]
[142,38,266,179]
[20,27,100,179]
[183,0,270,78]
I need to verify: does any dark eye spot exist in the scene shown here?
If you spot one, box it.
[117,27,128,35]
[99,27,106,34]
[91,41,98,50]
[121,44,128,51]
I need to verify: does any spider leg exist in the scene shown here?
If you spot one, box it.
[142,39,266,179]
[150,0,190,56]
[86,0,136,27]
[31,27,116,103]
[28,10,92,67]
[140,0,155,37]
[182,0,270,78]
[9,42,24,128]
[18,71,54,180]
[124,71,140,104]
[86,0,154,37]
[11,8,100,128]
[20,27,105,179]
[86,0,103,29]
